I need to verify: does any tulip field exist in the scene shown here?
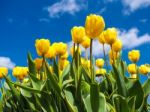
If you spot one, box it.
[0,14,150,112]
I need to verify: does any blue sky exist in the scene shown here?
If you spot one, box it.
[0,0,150,79]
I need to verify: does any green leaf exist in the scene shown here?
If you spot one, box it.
[27,52,36,75]
[128,80,144,109]
[83,95,92,112]
[90,83,106,112]
[112,94,130,112]
[143,78,150,96]
[53,58,59,78]
[112,64,127,97]
[60,64,70,84]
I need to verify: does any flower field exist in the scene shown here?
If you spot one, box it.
[0,14,150,112]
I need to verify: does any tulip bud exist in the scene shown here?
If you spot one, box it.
[139,65,150,75]
[81,36,90,49]
[53,42,67,56]
[35,39,50,56]
[98,32,105,44]
[45,46,56,59]
[128,50,140,63]
[0,67,8,79]
[85,14,105,39]
[112,39,122,52]
[96,58,104,68]
[96,68,106,76]
[71,26,86,44]
[104,28,117,45]
[34,58,43,70]
[60,52,69,60]
[127,64,137,74]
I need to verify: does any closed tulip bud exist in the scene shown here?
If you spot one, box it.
[34,58,43,70]
[81,58,86,65]
[71,26,86,44]
[128,50,140,63]
[60,51,69,60]
[59,59,69,71]
[139,65,150,75]
[127,64,137,74]
[12,67,28,80]
[81,36,90,49]
[0,67,8,79]
[85,14,105,38]
[112,39,122,52]
[35,39,50,56]
[70,46,81,57]
[96,68,106,76]
[53,42,67,56]
[45,46,56,59]
[96,58,104,68]
[104,28,117,45]
[98,32,105,44]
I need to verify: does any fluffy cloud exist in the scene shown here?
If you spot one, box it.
[0,57,15,69]
[122,0,150,14]
[67,28,150,57]
[46,0,87,18]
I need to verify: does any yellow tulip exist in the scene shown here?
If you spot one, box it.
[0,67,8,79]
[12,67,28,80]
[35,39,50,56]
[52,42,67,56]
[81,36,90,49]
[84,60,90,69]
[112,39,122,52]
[59,59,69,70]
[34,58,43,70]
[98,32,105,44]
[70,46,81,57]
[139,65,150,75]
[96,58,104,68]
[85,14,105,38]
[71,26,86,44]
[60,52,69,60]
[127,64,137,74]
[45,46,56,59]
[104,28,117,45]
[96,68,106,76]
[128,50,140,63]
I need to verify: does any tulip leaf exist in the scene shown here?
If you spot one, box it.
[143,78,150,96]
[83,94,92,112]
[112,64,127,97]
[90,83,106,112]
[27,52,36,75]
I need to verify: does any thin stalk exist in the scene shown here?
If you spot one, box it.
[90,39,94,82]
[73,43,75,58]
[77,44,79,81]
[102,44,108,71]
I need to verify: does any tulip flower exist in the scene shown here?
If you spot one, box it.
[112,39,122,52]
[0,67,8,79]
[96,68,106,76]
[35,39,50,56]
[128,50,140,63]
[34,58,43,71]
[71,26,86,44]
[45,46,56,59]
[127,64,137,74]
[96,58,104,68]
[139,65,150,75]
[81,36,90,49]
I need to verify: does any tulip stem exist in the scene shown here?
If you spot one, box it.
[77,44,79,80]
[73,43,75,58]
[103,44,108,71]
[90,39,94,82]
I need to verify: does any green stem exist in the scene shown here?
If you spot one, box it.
[90,39,94,82]
[111,45,115,65]
[77,44,79,81]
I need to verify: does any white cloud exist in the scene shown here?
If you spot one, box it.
[118,28,150,49]
[122,0,150,14]
[0,57,15,69]
[67,28,150,57]
[46,0,87,18]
